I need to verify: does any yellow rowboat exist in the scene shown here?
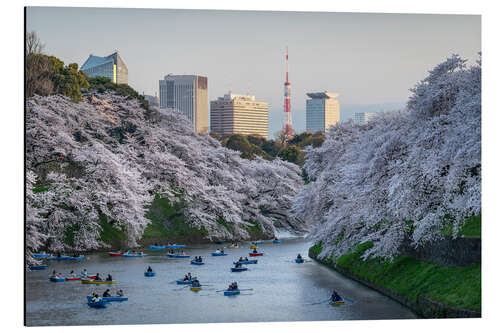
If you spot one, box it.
[250,245,258,249]
[329,301,345,306]
[230,245,239,249]
[190,287,201,291]
[82,280,116,285]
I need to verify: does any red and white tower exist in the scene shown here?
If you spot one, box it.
[282,47,293,142]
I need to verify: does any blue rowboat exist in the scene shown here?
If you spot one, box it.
[233,260,258,265]
[273,240,281,244]
[190,260,204,265]
[166,254,190,258]
[215,241,223,244]
[231,267,248,272]
[165,245,186,249]
[254,241,264,245]
[149,245,166,250]
[49,276,65,282]
[32,252,50,259]
[295,258,304,263]
[224,290,240,296]
[211,252,227,256]
[88,300,107,308]
[87,296,128,302]
[29,265,47,270]
[122,253,147,258]
[144,271,156,277]
[66,255,85,261]
[176,279,193,285]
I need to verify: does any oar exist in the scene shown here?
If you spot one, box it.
[308,298,331,305]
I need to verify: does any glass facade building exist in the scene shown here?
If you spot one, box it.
[306,92,340,132]
[80,51,128,84]
[159,75,209,133]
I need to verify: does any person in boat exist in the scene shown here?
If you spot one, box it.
[330,290,341,302]
[68,270,75,277]
[252,249,258,254]
[106,274,113,281]
[244,256,249,261]
[154,242,159,246]
[188,272,192,280]
[221,249,225,254]
[215,249,221,254]
[94,273,102,281]
[56,253,61,258]
[81,269,88,278]
[117,289,124,297]
[147,266,153,272]
[91,293,102,303]
[232,282,238,290]
[183,274,189,281]
[192,277,200,287]
[235,262,243,268]
[103,289,111,297]
[52,269,56,276]
[197,257,202,262]
[239,257,244,262]
[297,254,302,259]
[274,237,279,240]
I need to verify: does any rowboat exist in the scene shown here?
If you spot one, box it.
[144,271,156,277]
[211,252,227,256]
[250,245,258,249]
[166,254,190,258]
[65,276,82,281]
[190,260,204,265]
[149,245,166,250]
[231,267,248,272]
[273,240,281,244]
[254,241,264,245]
[49,276,65,282]
[233,260,258,265]
[108,252,123,256]
[190,287,202,291]
[82,279,116,285]
[87,296,128,302]
[329,300,345,306]
[122,253,147,258]
[229,245,239,249]
[176,279,193,285]
[87,300,106,308]
[249,253,263,257]
[224,290,240,296]
[28,265,47,270]
[47,255,84,261]
[165,245,186,249]
[295,258,304,263]
[32,252,50,259]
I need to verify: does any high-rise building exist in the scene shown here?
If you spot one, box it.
[354,112,376,125]
[306,92,340,132]
[80,51,128,84]
[159,75,209,133]
[210,92,269,138]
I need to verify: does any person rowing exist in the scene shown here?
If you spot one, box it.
[244,256,249,261]
[68,270,76,277]
[94,273,102,281]
[330,290,342,302]
[215,248,221,254]
[192,277,200,287]
[221,249,225,254]
[117,289,124,297]
[106,274,113,281]
[91,292,102,303]
[197,256,203,262]
[235,262,243,268]
[297,254,302,259]
[147,266,153,272]
[81,269,88,278]
[239,257,244,262]
[252,249,258,254]
[103,289,111,297]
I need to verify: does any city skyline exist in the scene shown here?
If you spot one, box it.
[26,7,480,136]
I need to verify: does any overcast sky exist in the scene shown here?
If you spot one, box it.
[26,7,480,137]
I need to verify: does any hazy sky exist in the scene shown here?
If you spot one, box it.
[26,7,480,137]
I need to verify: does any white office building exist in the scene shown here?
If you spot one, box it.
[306,92,340,132]
[159,74,209,133]
[354,112,376,125]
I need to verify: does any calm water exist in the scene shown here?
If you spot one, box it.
[25,238,417,326]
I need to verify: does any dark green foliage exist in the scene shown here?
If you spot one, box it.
[98,214,127,243]
[50,58,89,102]
[334,242,481,312]
[440,215,481,238]
[32,185,51,193]
[63,224,80,247]
[277,145,303,164]
[225,134,272,160]
[309,241,323,256]
[143,195,207,238]
[88,76,151,112]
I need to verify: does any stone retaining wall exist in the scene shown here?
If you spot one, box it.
[309,248,481,319]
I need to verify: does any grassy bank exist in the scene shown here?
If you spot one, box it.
[310,241,481,313]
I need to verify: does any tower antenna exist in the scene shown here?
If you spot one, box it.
[282,46,293,143]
